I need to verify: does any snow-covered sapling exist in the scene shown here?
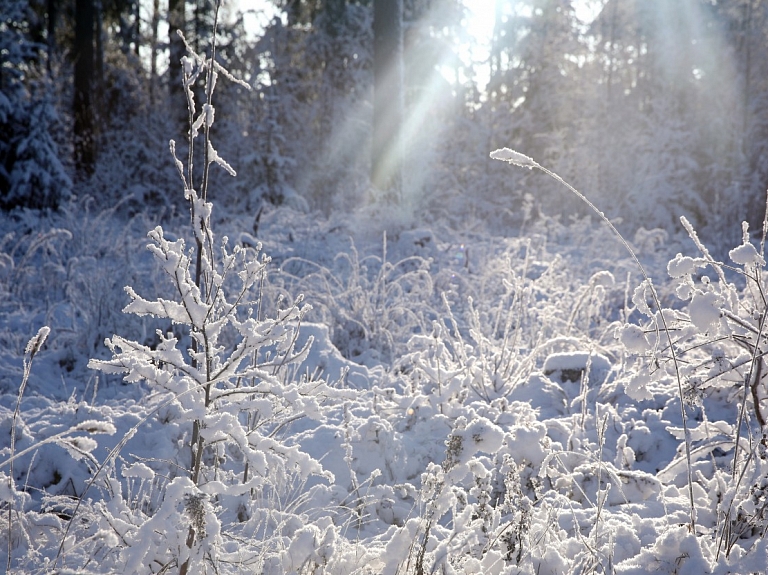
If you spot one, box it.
[82,10,341,572]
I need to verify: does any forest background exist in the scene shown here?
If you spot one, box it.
[4,0,768,238]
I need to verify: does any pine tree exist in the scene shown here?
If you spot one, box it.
[0,0,71,210]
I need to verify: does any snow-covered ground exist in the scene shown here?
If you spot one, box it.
[2,181,767,574]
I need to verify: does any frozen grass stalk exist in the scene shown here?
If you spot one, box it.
[7,326,49,573]
[490,147,697,533]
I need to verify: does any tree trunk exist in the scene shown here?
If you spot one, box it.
[95,1,104,118]
[134,0,141,57]
[194,0,213,55]
[490,0,503,80]
[150,0,160,106]
[74,0,95,174]
[371,0,403,198]
[325,0,345,37]
[742,0,753,151]
[47,0,56,73]
[168,0,187,132]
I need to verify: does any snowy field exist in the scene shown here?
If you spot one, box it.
[2,158,768,574]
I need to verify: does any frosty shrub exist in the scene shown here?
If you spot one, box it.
[0,193,164,379]
[620,216,768,560]
[491,148,768,569]
[0,225,71,359]
[491,148,697,531]
[1,327,119,570]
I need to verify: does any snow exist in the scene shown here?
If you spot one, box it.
[618,323,651,354]
[729,242,764,266]
[622,372,654,401]
[688,290,722,332]
[590,269,615,287]
[667,253,698,278]
[542,351,611,375]
[1,152,767,574]
[121,462,155,480]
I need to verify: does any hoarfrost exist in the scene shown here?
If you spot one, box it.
[489,147,537,169]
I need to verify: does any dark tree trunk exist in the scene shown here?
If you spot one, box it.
[47,0,57,72]
[74,0,95,174]
[168,0,187,131]
[134,0,141,56]
[371,0,403,198]
[150,0,160,105]
[194,0,213,55]
[325,0,345,37]
[95,0,104,116]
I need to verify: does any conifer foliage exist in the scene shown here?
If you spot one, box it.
[0,0,70,210]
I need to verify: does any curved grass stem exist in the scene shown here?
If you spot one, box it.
[491,148,697,533]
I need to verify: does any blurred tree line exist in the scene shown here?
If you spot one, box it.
[1,0,767,239]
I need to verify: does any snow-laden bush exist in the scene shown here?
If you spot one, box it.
[618,216,768,563]
[491,148,768,573]
[0,193,169,393]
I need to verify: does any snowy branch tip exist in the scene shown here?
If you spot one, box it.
[489,148,537,169]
